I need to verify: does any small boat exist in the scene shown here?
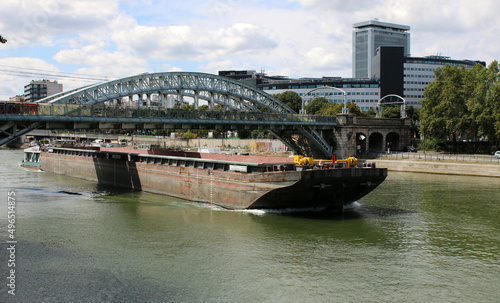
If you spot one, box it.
[22,145,41,169]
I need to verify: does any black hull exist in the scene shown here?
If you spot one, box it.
[248,168,387,209]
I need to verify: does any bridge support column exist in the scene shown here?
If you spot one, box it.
[158,91,164,107]
[194,91,199,110]
[177,90,182,107]
[138,94,144,107]
[365,134,370,152]
[209,92,214,110]
[333,114,356,158]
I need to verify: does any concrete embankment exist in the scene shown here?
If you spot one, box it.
[370,159,500,178]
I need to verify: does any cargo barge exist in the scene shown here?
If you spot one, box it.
[38,147,387,210]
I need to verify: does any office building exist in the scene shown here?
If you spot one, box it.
[403,55,483,107]
[24,80,63,103]
[220,20,484,111]
[353,20,410,79]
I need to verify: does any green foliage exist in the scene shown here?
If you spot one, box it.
[361,107,376,117]
[181,130,196,140]
[198,105,209,111]
[420,61,500,146]
[314,101,361,116]
[305,97,329,114]
[346,102,362,116]
[381,106,401,118]
[406,106,419,121]
[250,130,269,139]
[274,91,302,113]
[317,103,342,115]
[237,129,251,139]
[418,137,445,152]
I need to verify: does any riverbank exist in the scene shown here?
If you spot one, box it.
[369,158,500,178]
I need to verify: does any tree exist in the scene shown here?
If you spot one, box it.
[359,107,376,117]
[198,105,209,111]
[345,101,362,116]
[466,61,499,144]
[421,64,469,150]
[381,106,401,118]
[237,129,251,139]
[318,103,343,115]
[181,130,196,140]
[420,61,500,151]
[274,91,302,113]
[406,106,419,121]
[311,101,362,116]
[305,97,328,114]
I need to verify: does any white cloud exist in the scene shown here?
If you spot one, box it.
[109,18,278,62]
[291,0,383,11]
[1,0,500,99]
[53,47,149,79]
[0,57,61,100]
[0,0,120,47]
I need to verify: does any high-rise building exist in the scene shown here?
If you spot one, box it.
[220,20,483,111]
[352,20,410,79]
[24,80,63,102]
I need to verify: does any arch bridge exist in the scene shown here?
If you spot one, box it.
[1,72,335,157]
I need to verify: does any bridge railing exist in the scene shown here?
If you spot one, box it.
[1,102,337,125]
[0,102,38,115]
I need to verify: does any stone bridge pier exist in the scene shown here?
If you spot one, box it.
[332,114,413,158]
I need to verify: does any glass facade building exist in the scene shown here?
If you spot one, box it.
[352,20,410,79]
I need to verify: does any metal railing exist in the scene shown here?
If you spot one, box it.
[0,102,337,126]
[372,151,500,164]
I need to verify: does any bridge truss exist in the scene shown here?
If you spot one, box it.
[2,72,335,156]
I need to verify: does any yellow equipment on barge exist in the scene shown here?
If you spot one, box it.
[294,154,358,168]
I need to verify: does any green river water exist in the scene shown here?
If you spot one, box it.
[0,148,499,302]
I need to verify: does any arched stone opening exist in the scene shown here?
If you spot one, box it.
[356,132,367,155]
[369,132,384,152]
[386,132,400,151]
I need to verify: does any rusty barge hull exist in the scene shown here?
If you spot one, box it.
[40,148,387,210]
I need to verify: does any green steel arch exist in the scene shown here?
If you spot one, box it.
[37,72,295,114]
[34,72,333,156]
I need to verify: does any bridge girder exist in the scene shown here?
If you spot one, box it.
[38,72,294,114]
[29,72,334,156]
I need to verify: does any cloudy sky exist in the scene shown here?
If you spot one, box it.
[1,0,499,100]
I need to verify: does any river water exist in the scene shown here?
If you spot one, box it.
[0,148,499,302]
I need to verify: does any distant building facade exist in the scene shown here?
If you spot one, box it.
[402,55,483,107]
[219,70,380,112]
[24,80,63,102]
[9,95,25,103]
[219,20,485,112]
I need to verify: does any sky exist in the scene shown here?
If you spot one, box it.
[1,0,499,100]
